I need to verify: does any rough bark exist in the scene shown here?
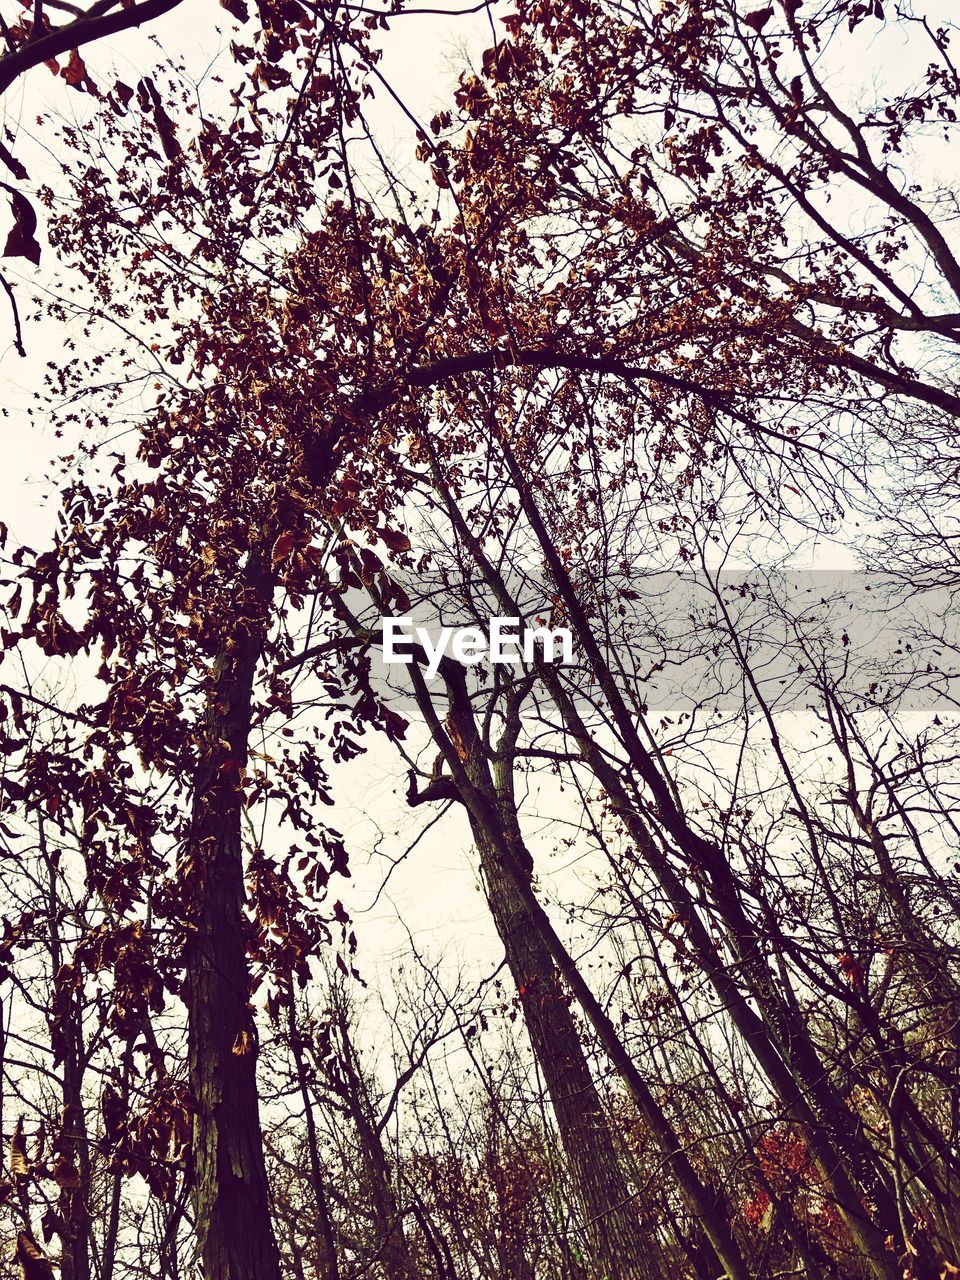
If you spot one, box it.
[183,548,282,1280]
[406,660,748,1280]
[476,822,665,1280]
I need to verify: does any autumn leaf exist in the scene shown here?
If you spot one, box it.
[454,75,492,119]
[30,1121,44,1164]
[2,188,41,267]
[136,77,182,161]
[271,531,296,565]
[15,1234,54,1280]
[53,1158,80,1189]
[379,526,412,554]
[390,581,412,612]
[100,1085,126,1145]
[232,1028,254,1055]
[9,1117,29,1180]
[838,954,864,988]
[153,102,182,162]
[40,1210,67,1245]
[358,547,383,584]
[0,139,28,182]
[111,80,134,113]
[744,7,773,31]
[62,50,96,94]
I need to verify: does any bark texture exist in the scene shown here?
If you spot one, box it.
[477,820,662,1280]
[184,550,282,1280]
[408,666,738,1280]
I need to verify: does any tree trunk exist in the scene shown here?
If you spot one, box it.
[183,549,282,1280]
[406,661,748,1280]
[333,1002,415,1280]
[476,820,666,1280]
[288,999,341,1280]
[44,822,91,1280]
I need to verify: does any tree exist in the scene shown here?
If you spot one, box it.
[3,1,960,1277]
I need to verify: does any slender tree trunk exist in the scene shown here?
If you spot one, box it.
[482,723,668,1280]
[56,1081,91,1280]
[288,999,341,1280]
[333,1003,415,1280]
[406,660,749,1280]
[43,821,91,1280]
[101,1039,134,1280]
[183,547,282,1280]
[476,821,666,1280]
[101,1166,123,1280]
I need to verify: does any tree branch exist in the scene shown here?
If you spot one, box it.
[0,0,185,96]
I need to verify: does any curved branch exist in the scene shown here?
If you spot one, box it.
[0,0,185,97]
[0,272,25,356]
